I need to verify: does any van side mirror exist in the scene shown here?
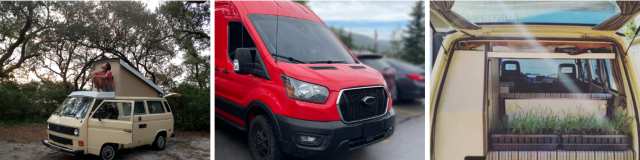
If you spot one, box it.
[234,48,255,75]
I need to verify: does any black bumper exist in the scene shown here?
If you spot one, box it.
[42,140,84,156]
[275,109,395,159]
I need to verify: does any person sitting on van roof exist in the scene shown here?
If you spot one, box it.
[92,63,115,92]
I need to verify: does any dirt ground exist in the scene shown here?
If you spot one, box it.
[0,123,210,160]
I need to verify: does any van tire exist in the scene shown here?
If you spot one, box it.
[100,144,118,160]
[249,114,281,160]
[152,134,167,151]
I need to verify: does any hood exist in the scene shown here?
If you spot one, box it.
[276,63,385,91]
[47,115,83,128]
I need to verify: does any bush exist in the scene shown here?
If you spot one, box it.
[0,81,68,125]
[166,83,210,132]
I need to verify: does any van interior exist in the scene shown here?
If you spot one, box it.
[438,40,636,159]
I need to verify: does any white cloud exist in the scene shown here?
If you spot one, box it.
[308,1,417,22]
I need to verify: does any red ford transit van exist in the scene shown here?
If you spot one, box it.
[215,1,395,159]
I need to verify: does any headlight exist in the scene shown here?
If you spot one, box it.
[47,123,49,130]
[281,75,329,103]
[74,128,79,136]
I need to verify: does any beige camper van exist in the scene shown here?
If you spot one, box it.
[431,1,640,160]
[42,58,175,160]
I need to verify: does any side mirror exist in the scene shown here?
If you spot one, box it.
[234,48,255,75]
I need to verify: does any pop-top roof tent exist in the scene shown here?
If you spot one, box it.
[75,58,164,98]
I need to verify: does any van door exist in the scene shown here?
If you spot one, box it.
[214,11,258,125]
[87,100,134,155]
[132,101,151,146]
[146,100,172,140]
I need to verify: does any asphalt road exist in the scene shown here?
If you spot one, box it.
[214,99,426,160]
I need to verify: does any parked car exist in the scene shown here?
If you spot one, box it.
[384,58,425,101]
[353,51,398,101]
[431,1,640,160]
[215,1,395,160]
[43,58,175,160]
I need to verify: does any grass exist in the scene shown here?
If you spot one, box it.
[493,105,634,135]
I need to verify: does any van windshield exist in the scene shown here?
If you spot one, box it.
[52,97,94,119]
[248,14,356,64]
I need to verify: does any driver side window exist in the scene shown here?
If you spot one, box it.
[92,102,132,121]
[228,21,256,62]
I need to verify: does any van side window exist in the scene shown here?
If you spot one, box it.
[147,101,165,114]
[589,60,603,85]
[163,101,171,112]
[228,21,256,61]
[134,101,146,115]
[92,102,132,121]
[605,60,618,91]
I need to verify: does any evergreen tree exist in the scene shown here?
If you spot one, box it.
[400,1,425,64]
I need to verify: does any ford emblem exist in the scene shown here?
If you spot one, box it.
[361,96,376,105]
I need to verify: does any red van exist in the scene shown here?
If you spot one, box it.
[215,1,395,159]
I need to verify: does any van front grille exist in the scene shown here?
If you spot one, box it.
[49,134,73,145]
[48,123,75,135]
[338,86,388,123]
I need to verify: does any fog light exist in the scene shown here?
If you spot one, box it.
[300,136,316,142]
[294,132,324,146]
[78,141,84,146]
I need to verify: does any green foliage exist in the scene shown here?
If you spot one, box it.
[494,106,634,135]
[293,1,310,9]
[399,1,425,65]
[625,19,638,40]
[0,81,68,124]
[166,83,210,132]
[329,25,356,50]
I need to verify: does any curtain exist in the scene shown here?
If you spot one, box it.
[593,1,640,31]
[430,1,481,30]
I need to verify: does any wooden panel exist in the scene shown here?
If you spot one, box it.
[488,52,615,59]
[434,50,486,159]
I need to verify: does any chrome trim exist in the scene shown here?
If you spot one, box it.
[47,123,80,137]
[43,140,81,156]
[336,85,389,123]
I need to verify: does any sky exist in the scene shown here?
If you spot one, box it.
[308,1,420,41]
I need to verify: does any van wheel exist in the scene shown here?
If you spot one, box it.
[152,134,167,151]
[249,114,281,160]
[100,144,118,160]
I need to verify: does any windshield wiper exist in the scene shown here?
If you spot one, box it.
[271,54,307,64]
[308,60,346,64]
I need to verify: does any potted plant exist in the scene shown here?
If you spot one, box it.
[491,107,561,150]
[561,112,632,151]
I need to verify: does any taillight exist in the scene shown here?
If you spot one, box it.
[407,74,425,82]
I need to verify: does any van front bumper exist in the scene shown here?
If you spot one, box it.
[42,140,84,156]
[276,109,395,159]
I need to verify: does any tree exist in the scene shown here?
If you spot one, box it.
[293,1,310,9]
[388,23,404,57]
[626,19,638,40]
[399,1,425,64]
[159,1,210,89]
[0,2,55,78]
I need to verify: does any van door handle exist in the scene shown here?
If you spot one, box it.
[124,129,132,133]
[138,116,141,121]
[215,67,219,71]
[222,69,229,74]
